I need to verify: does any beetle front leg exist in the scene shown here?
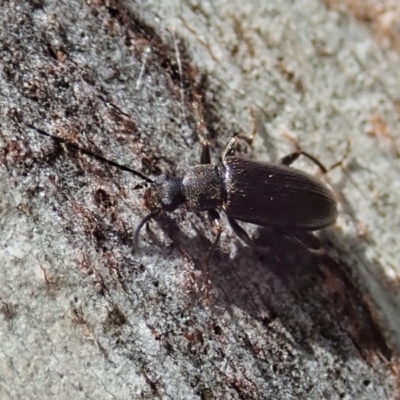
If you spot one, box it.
[192,97,212,165]
[222,135,255,158]
[222,134,256,159]
[223,108,258,159]
[222,137,240,158]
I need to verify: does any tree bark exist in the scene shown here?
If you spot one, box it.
[1,0,399,399]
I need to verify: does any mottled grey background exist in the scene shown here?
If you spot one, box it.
[1,0,399,399]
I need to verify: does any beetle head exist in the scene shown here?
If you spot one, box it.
[144,174,184,213]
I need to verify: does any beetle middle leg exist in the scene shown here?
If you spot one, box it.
[227,216,256,248]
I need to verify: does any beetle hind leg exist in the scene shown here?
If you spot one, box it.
[280,141,350,173]
[273,228,326,256]
[279,151,328,173]
[228,216,325,256]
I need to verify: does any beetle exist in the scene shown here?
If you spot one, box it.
[26,123,339,263]
[135,132,338,261]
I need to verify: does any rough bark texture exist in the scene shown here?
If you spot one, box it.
[1,1,399,399]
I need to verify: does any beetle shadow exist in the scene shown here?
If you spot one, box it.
[186,222,393,363]
[140,209,392,363]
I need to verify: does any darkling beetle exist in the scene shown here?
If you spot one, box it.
[26,121,339,263]
[137,131,338,260]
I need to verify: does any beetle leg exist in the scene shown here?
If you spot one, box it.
[229,215,325,255]
[236,105,257,146]
[192,97,213,165]
[280,141,350,173]
[223,108,258,159]
[279,151,328,173]
[227,216,256,248]
[222,137,239,158]
[279,152,300,167]
[222,134,256,159]
[272,227,326,256]
[200,139,211,164]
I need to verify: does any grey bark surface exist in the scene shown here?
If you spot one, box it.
[1,1,399,399]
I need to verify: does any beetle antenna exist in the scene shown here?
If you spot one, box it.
[134,209,161,252]
[25,123,153,184]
